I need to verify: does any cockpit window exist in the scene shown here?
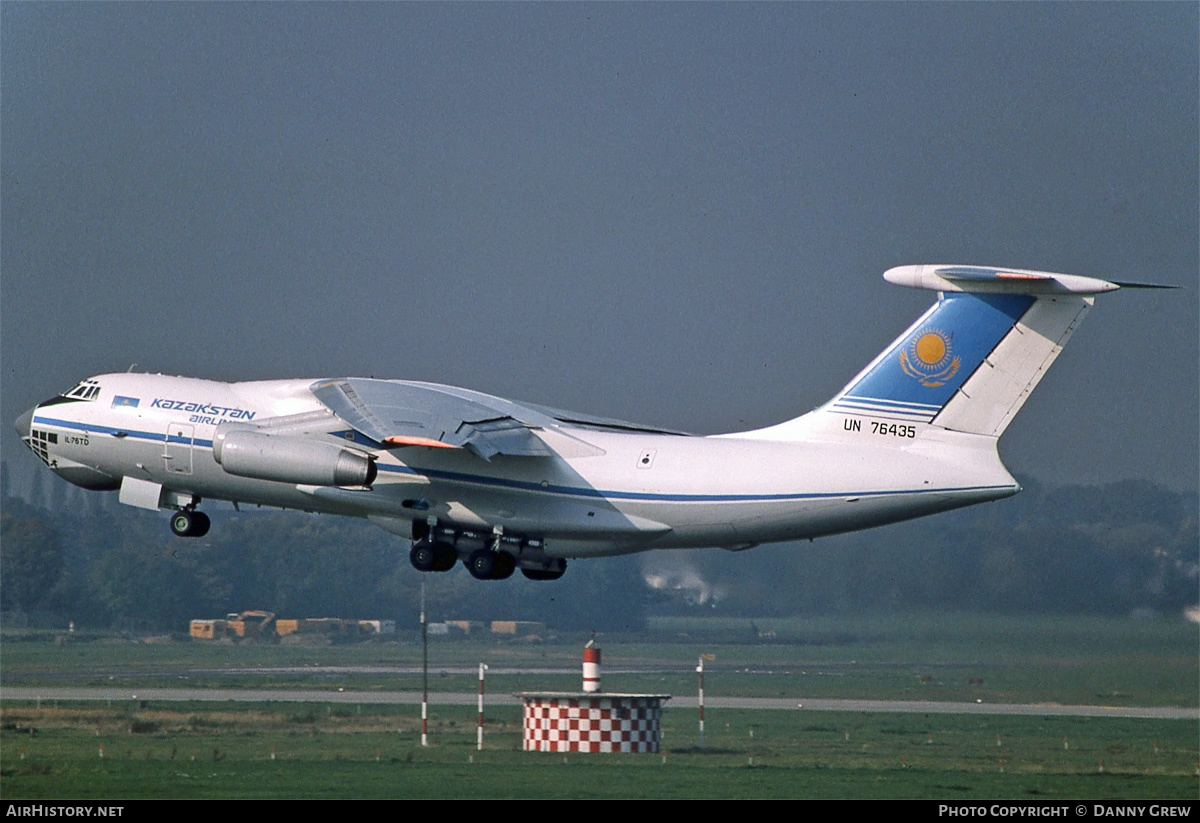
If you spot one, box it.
[63,380,101,401]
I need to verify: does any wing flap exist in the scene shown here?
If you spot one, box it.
[310,378,555,459]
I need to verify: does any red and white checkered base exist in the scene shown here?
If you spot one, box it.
[518,695,669,753]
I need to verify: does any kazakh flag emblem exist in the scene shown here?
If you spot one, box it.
[899,328,960,387]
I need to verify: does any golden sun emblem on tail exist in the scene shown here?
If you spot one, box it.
[900,328,960,387]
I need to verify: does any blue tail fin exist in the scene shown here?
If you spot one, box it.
[731,265,1128,442]
[829,292,1035,424]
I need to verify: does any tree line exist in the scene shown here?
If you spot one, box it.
[1,466,1195,632]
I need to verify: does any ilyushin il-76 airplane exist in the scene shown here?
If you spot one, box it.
[15,265,1165,581]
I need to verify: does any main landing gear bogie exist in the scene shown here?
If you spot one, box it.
[466,548,515,581]
[409,540,457,573]
[407,524,565,581]
[169,509,210,538]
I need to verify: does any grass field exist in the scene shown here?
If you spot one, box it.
[2,702,1195,799]
[2,613,1197,799]
[4,613,1195,705]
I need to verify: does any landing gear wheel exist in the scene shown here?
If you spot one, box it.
[491,551,515,580]
[431,542,457,571]
[467,549,515,580]
[467,549,495,580]
[412,541,458,572]
[521,566,566,581]
[410,542,437,572]
[190,511,210,537]
[170,510,210,538]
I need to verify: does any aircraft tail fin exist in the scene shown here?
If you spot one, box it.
[740,265,1143,441]
[835,265,1143,438]
[925,295,1090,438]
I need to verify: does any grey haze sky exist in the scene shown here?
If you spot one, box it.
[2,2,1197,494]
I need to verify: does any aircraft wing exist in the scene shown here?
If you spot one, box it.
[517,400,692,436]
[310,378,558,459]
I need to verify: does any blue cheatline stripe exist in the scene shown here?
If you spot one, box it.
[839,395,941,411]
[830,399,936,422]
[33,415,1016,505]
[33,415,216,448]
[840,292,1034,412]
[372,463,1013,504]
[833,401,932,416]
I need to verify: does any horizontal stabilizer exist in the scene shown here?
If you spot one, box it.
[886,264,1126,295]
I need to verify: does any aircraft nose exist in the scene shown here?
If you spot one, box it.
[14,407,34,439]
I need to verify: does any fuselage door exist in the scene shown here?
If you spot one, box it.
[165,423,195,475]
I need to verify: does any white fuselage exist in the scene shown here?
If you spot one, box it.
[19,266,1134,578]
[24,372,1018,558]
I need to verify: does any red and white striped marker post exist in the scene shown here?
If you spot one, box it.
[697,653,715,748]
[420,575,428,747]
[477,663,488,751]
[583,642,601,693]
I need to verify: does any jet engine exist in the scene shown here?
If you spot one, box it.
[212,430,376,487]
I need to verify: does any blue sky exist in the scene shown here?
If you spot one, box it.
[3,2,1196,492]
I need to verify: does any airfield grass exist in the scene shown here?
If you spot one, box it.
[3,613,1196,707]
[1,701,1196,799]
[2,614,1196,798]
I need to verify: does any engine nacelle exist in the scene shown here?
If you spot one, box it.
[212,430,376,487]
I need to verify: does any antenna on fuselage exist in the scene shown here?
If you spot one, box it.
[126,363,138,372]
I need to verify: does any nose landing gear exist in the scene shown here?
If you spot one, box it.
[169,509,210,538]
